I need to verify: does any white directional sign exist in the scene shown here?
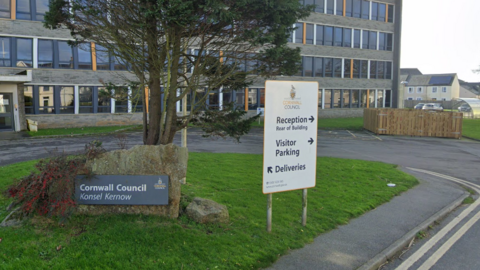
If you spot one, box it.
[263,81,319,194]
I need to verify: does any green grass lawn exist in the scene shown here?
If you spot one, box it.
[252,117,364,130]
[462,119,480,140]
[0,153,417,269]
[28,125,142,137]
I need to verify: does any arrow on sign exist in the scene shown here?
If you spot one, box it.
[268,167,273,173]
[308,138,314,145]
[309,116,315,123]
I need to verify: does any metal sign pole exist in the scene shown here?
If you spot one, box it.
[267,194,272,232]
[302,189,307,226]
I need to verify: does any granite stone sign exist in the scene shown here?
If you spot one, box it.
[75,175,169,205]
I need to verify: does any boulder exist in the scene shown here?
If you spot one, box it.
[186,197,229,224]
[79,144,188,218]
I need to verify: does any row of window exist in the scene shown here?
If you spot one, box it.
[298,57,392,80]
[0,36,128,70]
[407,97,448,101]
[291,23,393,51]
[0,0,54,20]
[321,89,392,108]
[300,0,394,23]
[23,86,141,114]
[407,87,448,94]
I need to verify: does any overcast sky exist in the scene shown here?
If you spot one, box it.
[401,0,480,82]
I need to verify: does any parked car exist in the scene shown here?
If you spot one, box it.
[422,103,444,112]
[458,104,472,112]
[414,103,425,110]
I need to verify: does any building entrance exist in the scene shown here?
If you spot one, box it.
[0,93,14,131]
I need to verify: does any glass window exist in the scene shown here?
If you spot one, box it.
[377,61,384,79]
[38,39,53,68]
[295,23,303,43]
[0,37,11,67]
[353,29,361,48]
[324,90,332,109]
[360,60,368,79]
[79,87,93,113]
[342,90,351,108]
[36,0,49,21]
[333,58,342,78]
[386,62,392,79]
[369,31,377,50]
[95,45,110,70]
[345,0,353,17]
[361,0,369,19]
[343,28,352,47]
[353,60,360,78]
[16,38,32,67]
[305,24,314,44]
[333,90,341,108]
[378,32,386,50]
[113,55,128,71]
[370,61,377,79]
[360,90,368,107]
[326,0,334,14]
[314,57,323,77]
[316,25,324,45]
[315,0,324,13]
[324,58,333,77]
[351,90,360,107]
[97,87,111,113]
[352,0,361,18]
[378,3,386,22]
[386,33,393,51]
[408,87,413,93]
[259,88,265,108]
[377,90,384,108]
[131,87,144,113]
[432,87,438,93]
[16,0,31,20]
[248,89,257,110]
[334,27,343,47]
[344,59,351,78]
[0,0,10,18]
[235,89,245,110]
[442,87,447,93]
[362,30,369,49]
[304,56,313,77]
[38,86,54,114]
[387,5,394,23]
[371,2,378,21]
[24,86,34,114]
[318,89,322,108]
[385,90,391,107]
[58,41,73,69]
[60,86,74,114]
[77,43,92,69]
[336,0,343,15]
[417,87,422,93]
[114,87,129,113]
[324,26,333,46]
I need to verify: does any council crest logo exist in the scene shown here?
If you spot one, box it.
[290,85,296,100]
[154,179,167,190]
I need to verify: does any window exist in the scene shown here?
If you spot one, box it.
[333,58,342,78]
[131,87,144,113]
[16,38,32,67]
[379,32,386,50]
[305,24,314,44]
[343,28,352,47]
[247,89,257,110]
[95,45,111,70]
[385,62,392,79]
[333,90,341,108]
[371,2,378,21]
[387,5,394,23]
[370,61,377,79]
[417,87,422,93]
[60,86,74,113]
[16,0,49,21]
[77,43,92,69]
[0,0,10,18]
[352,0,361,18]
[235,89,245,109]
[36,0,49,21]
[442,98,447,101]
[16,0,31,20]
[0,37,11,67]
[303,56,313,77]
[369,31,377,50]
[316,25,324,45]
[377,61,384,79]
[407,97,413,100]
[408,87,413,93]
[97,87,111,113]
[24,86,34,114]
[432,87,438,93]
[377,90,384,108]
[315,0,325,13]
[79,87,93,113]
[58,41,73,69]
[362,30,369,49]
[324,90,332,108]
[326,0,334,14]
[114,87,129,113]
[334,27,343,46]
[314,57,323,77]
[336,0,343,15]
[344,59,352,78]
[324,26,333,46]
[416,97,422,101]
[442,87,447,93]
[324,58,333,77]
[345,0,353,17]
[38,39,53,68]
[386,33,393,51]
[295,23,303,43]
[378,3,386,22]
[38,86,54,114]
[353,29,361,48]
[361,0,369,19]
[360,60,368,79]
[113,54,128,71]
[353,60,360,78]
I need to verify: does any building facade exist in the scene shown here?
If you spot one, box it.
[0,0,402,132]
[401,72,460,101]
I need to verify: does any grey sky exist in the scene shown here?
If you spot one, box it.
[401,0,480,82]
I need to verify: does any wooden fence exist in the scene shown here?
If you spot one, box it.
[363,109,463,139]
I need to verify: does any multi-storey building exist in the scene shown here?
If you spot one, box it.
[0,0,402,132]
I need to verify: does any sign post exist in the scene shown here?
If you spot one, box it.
[262,81,319,232]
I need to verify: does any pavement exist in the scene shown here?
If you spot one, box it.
[0,129,475,269]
